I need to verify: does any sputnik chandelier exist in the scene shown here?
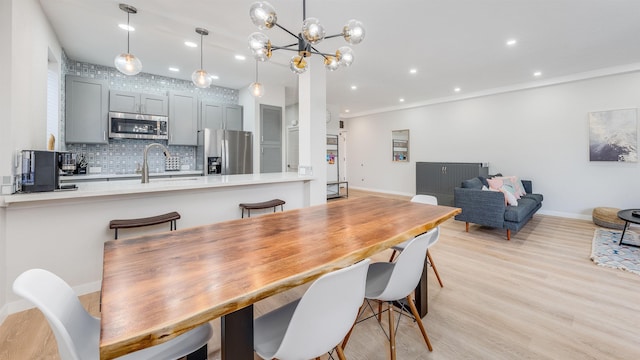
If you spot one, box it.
[247,0,365,75]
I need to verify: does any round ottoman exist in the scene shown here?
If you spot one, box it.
[592,207,625,230]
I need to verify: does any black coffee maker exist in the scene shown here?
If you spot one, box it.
[20,150,59,192]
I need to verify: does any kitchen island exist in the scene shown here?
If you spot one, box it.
[1,172,313,313]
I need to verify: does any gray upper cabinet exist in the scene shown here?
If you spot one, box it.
[169,92,198,145]
[65,75,109,144]
[224,105,243,131]
[200,101,223,130]
[109,90,168,116]
[200,101,243,130]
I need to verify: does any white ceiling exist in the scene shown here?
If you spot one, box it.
[39,0,640,117]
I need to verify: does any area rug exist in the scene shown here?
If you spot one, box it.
[590,228,640,276]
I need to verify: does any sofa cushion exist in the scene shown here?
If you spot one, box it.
[521,193,543,204]
[504,198,538,222]
[461,177,484,189]
[478,176,490,188]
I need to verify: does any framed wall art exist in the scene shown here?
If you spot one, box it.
[588,108,637,162]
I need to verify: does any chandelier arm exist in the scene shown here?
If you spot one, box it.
[324,33,344,40]
[275,23,301,40]
[270,46,303,53]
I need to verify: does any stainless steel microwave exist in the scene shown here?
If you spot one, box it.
[109,112,168,140]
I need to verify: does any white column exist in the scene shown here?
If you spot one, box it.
[298,56,327,206]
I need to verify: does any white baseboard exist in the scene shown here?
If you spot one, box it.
[349,186,593,221]
[1,280,102,325]
[349,185,414,198]
[0,303,8,326]
[537,210,592,221]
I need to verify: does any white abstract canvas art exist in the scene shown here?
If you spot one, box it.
[589,109,638,162]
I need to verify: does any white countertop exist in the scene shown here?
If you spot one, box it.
[1,172,314,205]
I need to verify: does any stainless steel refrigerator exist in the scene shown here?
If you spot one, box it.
[197,128,253,175]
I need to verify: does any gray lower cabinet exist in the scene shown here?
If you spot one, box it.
[169,92,198,145]
[416,162,488,206]
[65,75,109,144]
[200,101,243,131]
[109,90,168,116]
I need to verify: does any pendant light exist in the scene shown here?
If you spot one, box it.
[249,61,264,98]
[192,28,213,88]
[114,3,142,76]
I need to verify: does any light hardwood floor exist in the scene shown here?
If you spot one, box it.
[2,189,639,359]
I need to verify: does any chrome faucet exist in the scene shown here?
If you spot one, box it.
[142,143,171,183]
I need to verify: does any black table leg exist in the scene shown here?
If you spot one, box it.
[221,305,254,360]
[619,221,640,247]
[186,344,208,360]
[413,256,429,318]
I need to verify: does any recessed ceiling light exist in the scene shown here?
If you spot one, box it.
[409,68,417,74]
[454,87,461,92]
[210,74,220,80]
[351,85,357,90]
[118,24,134,31]
[533,71,542,77]
[235,54,246,61]
[184,41,198,48]
[506,39,517,46]
[344,109,350,113]
[399,98,405,102]
[168,67,179,72]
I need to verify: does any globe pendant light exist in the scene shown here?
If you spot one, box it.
[247,0,365,75]
[192,28,213,88]
[114,3,142,76]
[249,61,264,98]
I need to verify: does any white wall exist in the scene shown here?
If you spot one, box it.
[346,72,640,219]
[0,0,10,326]
[0,0,62,323]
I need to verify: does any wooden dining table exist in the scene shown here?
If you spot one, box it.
[99,196,461,359]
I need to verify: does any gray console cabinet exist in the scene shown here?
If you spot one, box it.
[169,91,198,145]
[65,75,109,144]
[109,90,168,116]
[416,162,488,206]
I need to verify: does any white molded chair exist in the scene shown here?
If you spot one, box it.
[254,259,371,360]
[344,229,438,359]
[12,268,213,360]
[389,194,443,288]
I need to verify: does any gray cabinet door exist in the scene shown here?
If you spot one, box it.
[65,75,108,144]
[260,145,282,173]
[140,94,168,116]
[169,92,198,145]
[260,104,282,173]
[200,101,223,130]
[110,91,168,115]
[109,90,139,113]
[224,105,243,130]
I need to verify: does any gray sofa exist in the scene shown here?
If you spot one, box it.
[453,177,543,240]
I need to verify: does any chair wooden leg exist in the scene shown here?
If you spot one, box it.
[406,293,433,351]
[465,222,469,232]
[377,300,383,322]
[507,229,511,240]
[336,344,347,360]
[341,301,365,350]
[388,249,398,262]
[388,302,396,360]
[427,250,444,288]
